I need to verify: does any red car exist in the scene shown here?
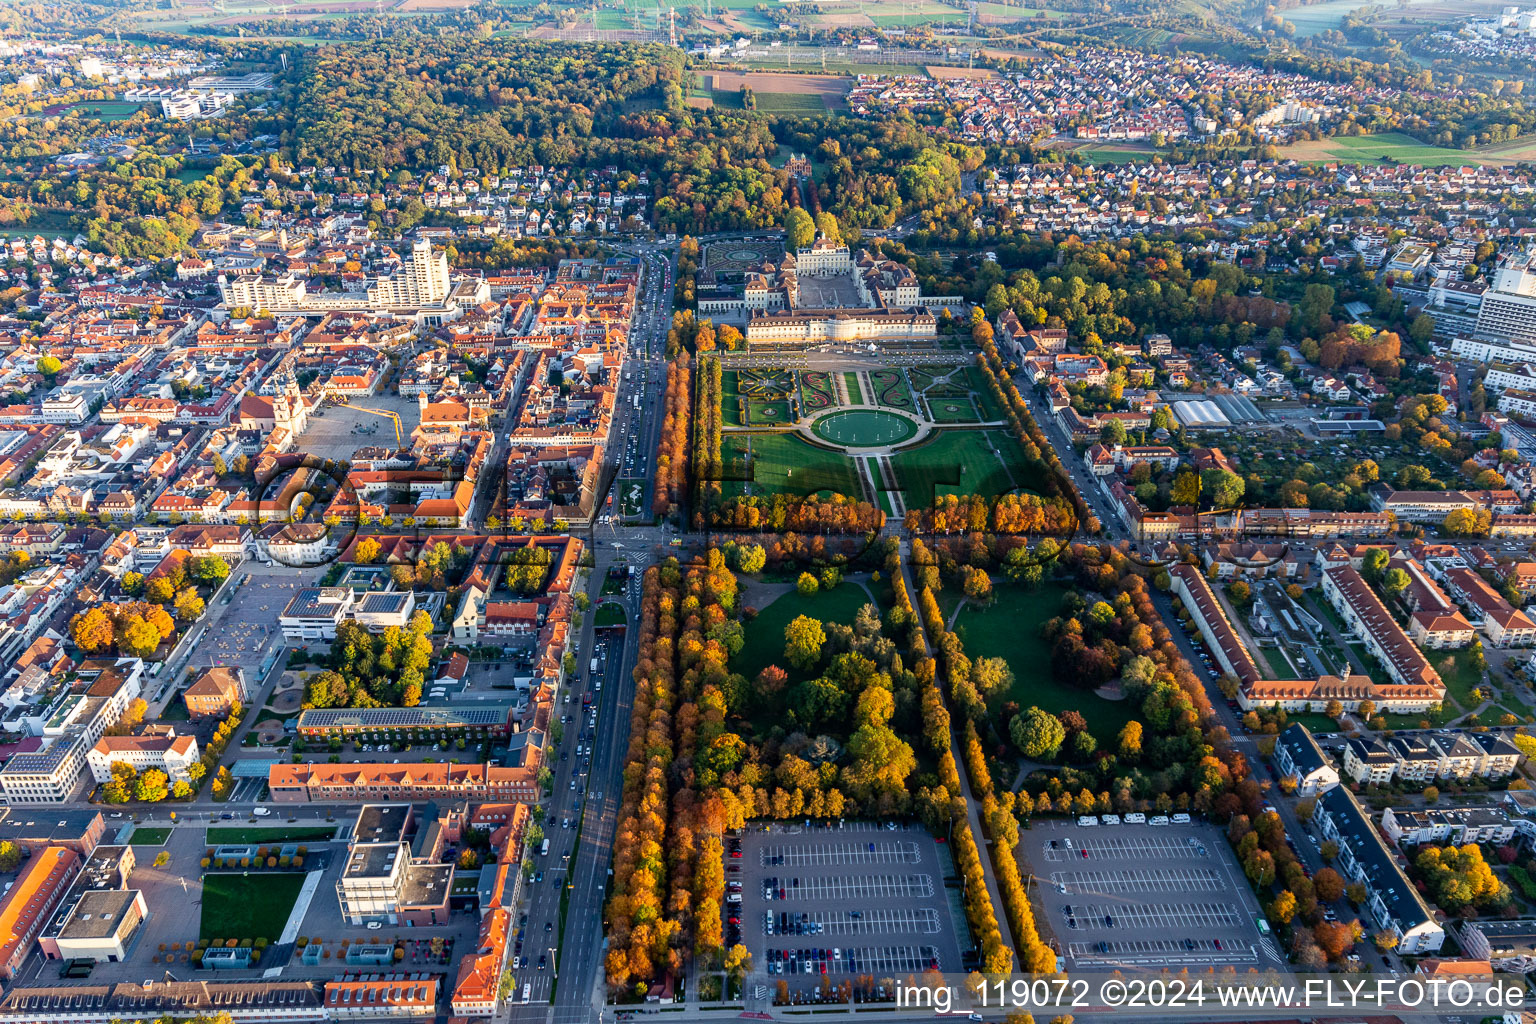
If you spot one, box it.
[730,850,742,858]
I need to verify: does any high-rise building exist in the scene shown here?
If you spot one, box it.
[368,239,450,307]
[1475,254,1536,347]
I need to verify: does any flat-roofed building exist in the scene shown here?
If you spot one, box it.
[278,587,355,641]
[1460,918,1536,973]
[349,590,417,631]
[1382,805,1519,848]
[50,888,146,963]
[294,702,515,742]
[1343,736,1397,786]
[0,808,103,857]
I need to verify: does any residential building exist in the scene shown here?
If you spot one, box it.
[1459,919,1536,973]
[1322,566,1444,691]
[1381,806,1519,847]
[87,730,199,783]
[1342,737,1397,786]
[1316,787,1444,954]
[1274,723,1339,796]
[1442,567,1536,646]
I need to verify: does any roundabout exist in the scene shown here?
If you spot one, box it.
[809,408,920,449]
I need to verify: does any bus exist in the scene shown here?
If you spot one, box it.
[522,983,532,1004]
[540,838,550,857]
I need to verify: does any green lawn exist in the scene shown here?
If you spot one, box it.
[927,396,980,424]
[889,429,1035,509]
[735,582,875,685]
[595,602,628,626]
[722,432,862,499]
[1429,649,1485,713]
[1285,713,1341,735]
[200,872,306,942]
[956,584,1137,745]
[206,825,337,844]
[160,700,190,721]
[128,827,172,845]
[65,100,151,121]
[966,366,1007,421]
[843,372,863,405]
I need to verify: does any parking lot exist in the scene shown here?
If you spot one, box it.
[1023,819,1287,972]
[733,822,966,1000]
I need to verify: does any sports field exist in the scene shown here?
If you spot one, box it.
[889,429,1027,508]
[65,100,152,121]
[811,409,918,446]
[722,432,862,499]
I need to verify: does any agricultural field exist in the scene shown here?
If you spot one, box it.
[698,70,852,110]
[1277,132,1517,167]
[752,92,830,113]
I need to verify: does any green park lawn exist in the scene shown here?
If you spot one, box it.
[128,827,172,845]
[722,432,862,499]
[1429,649,1485,713]
[200,872,306,942]
[1285,713,1341,735]
[955,584,1136,746]
[889,429,1034,509]
[735,581,876,685]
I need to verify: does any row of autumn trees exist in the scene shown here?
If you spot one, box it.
[909,554,1055,976]
[607,555,749,995]
[903,493,1076,536]
[692,355,724,527]
[654,356,692,518]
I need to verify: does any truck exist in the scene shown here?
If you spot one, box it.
[540,838,550,857]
